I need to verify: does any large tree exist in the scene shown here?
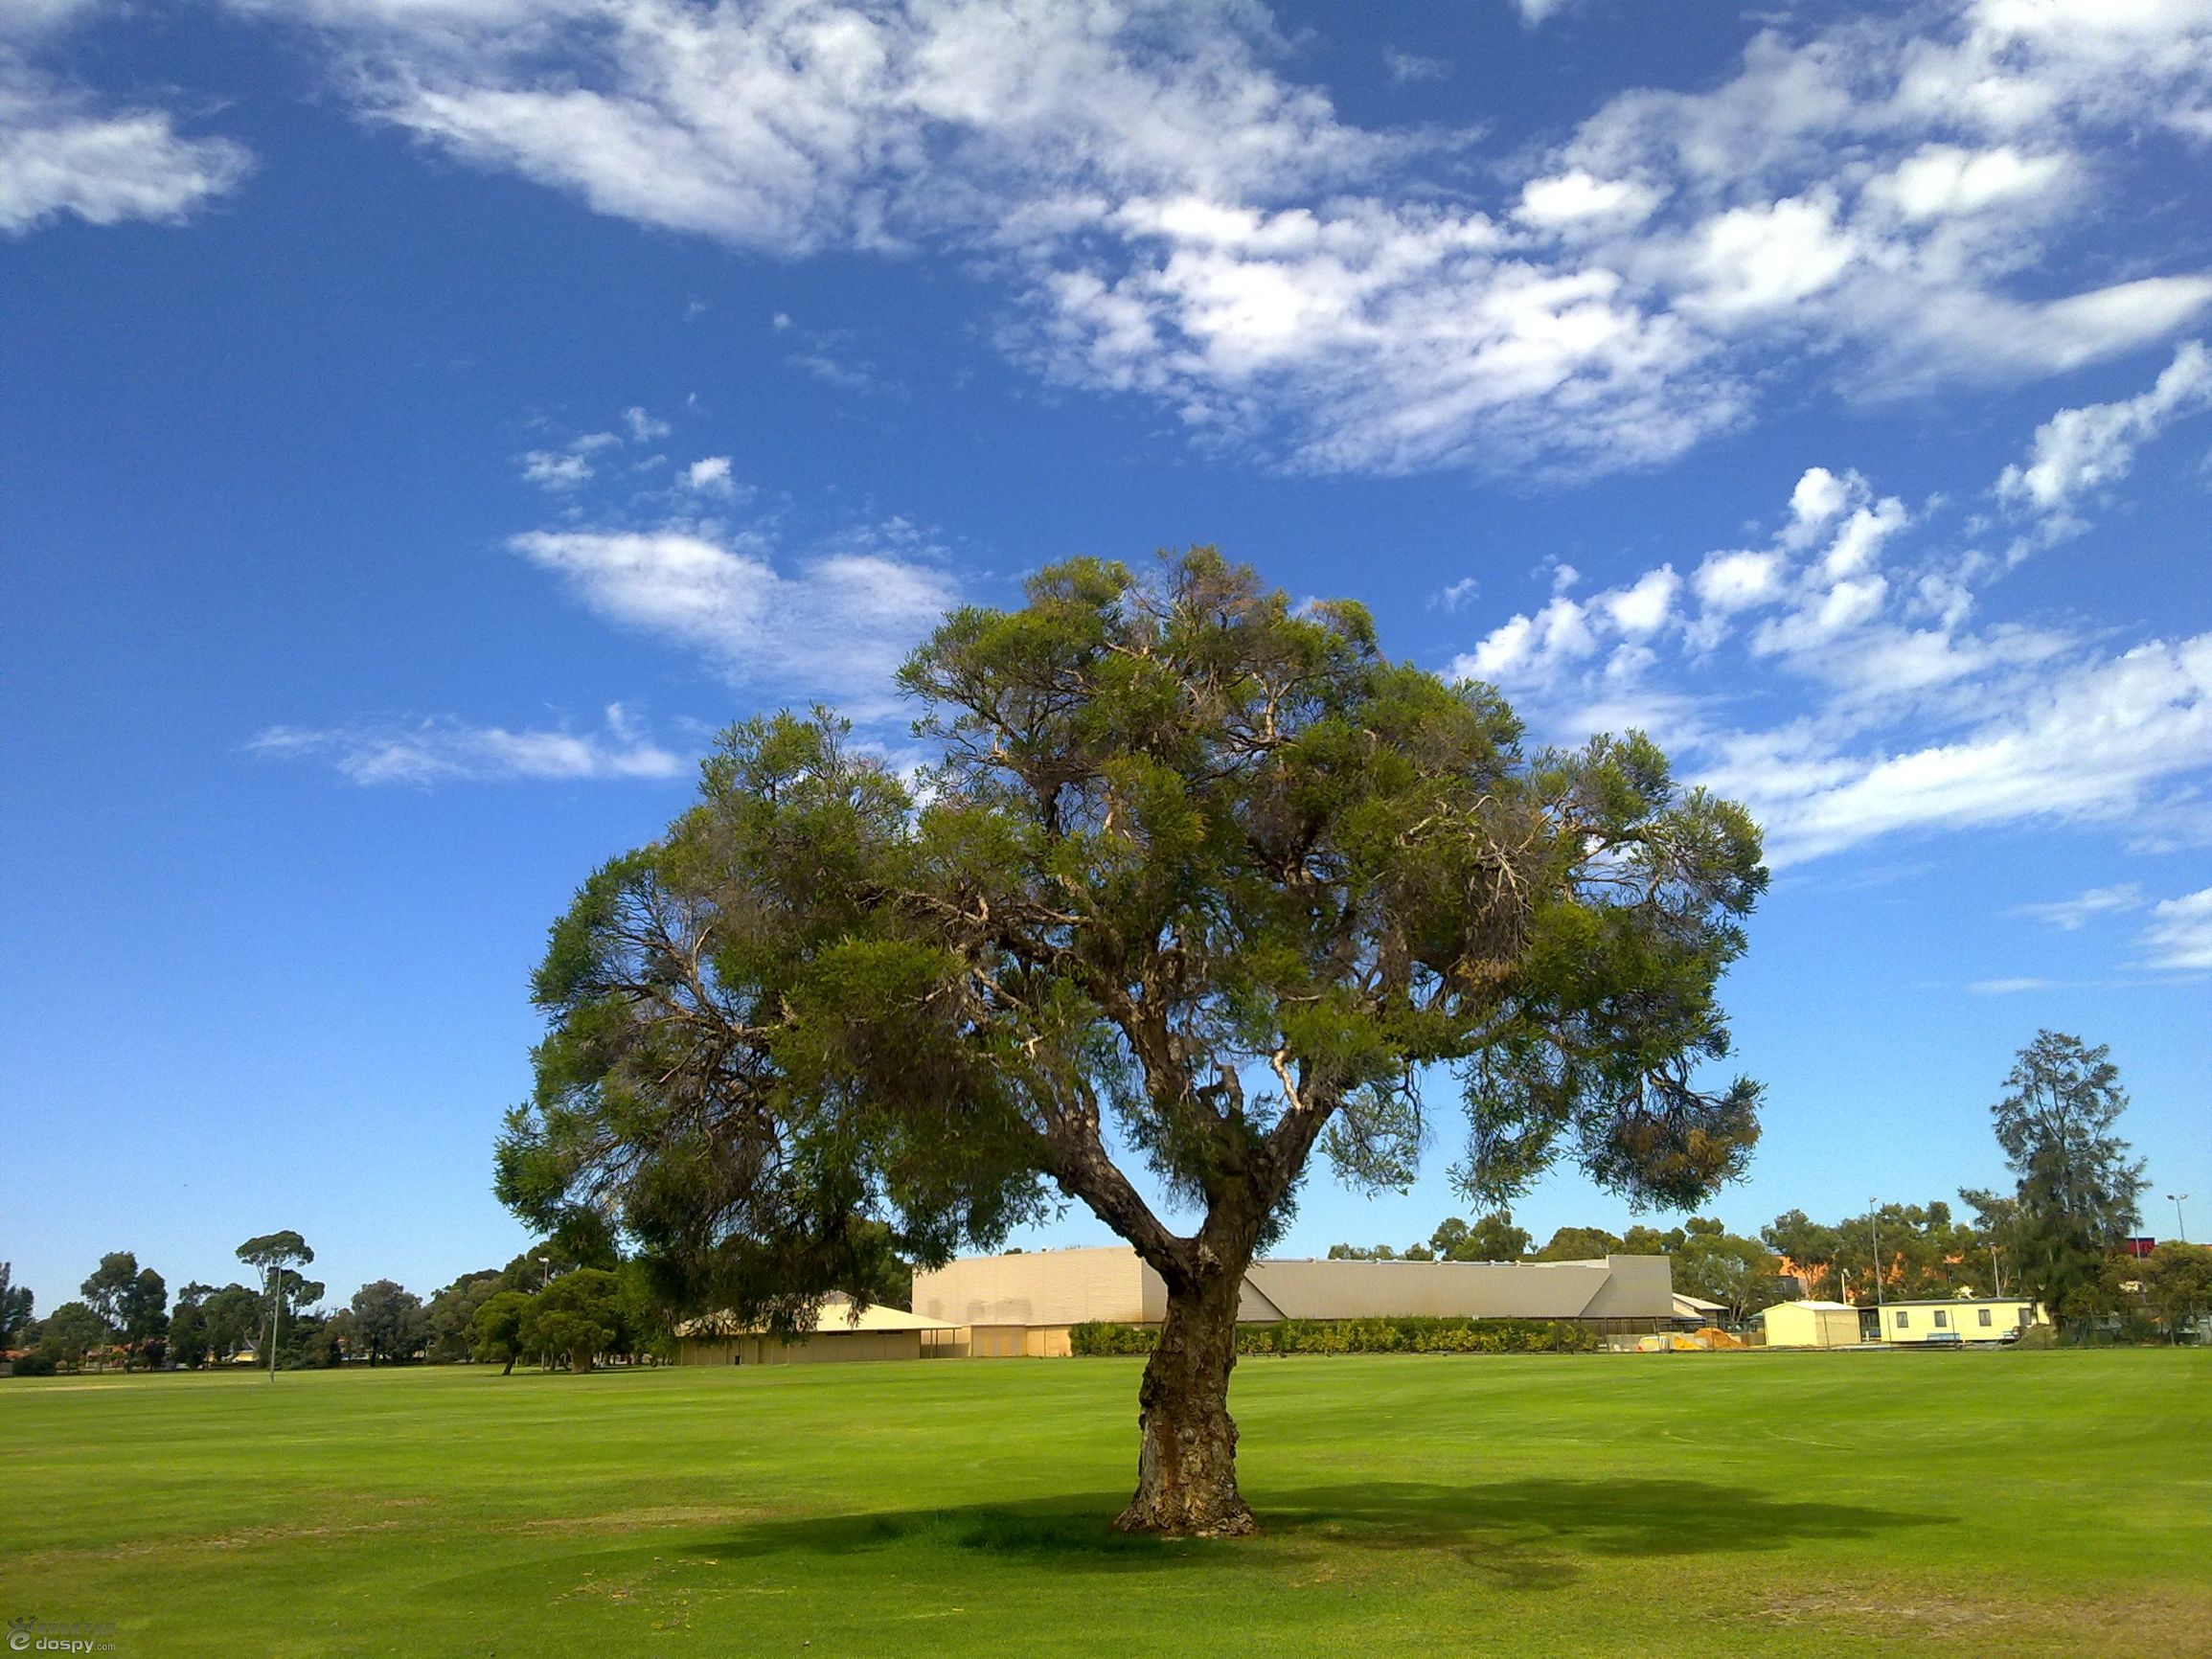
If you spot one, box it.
[1991,1031,2146,1329]
[80,1253,167,1371]
[0,1263,34,1351]
[347,1281,427,1366]
[237,1232,316,1377]
[500,551,1766,1535]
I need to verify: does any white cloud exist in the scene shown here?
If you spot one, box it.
[683,455,734,491]
[221,0,2212,475]
[1712,633,2212,864]
[1996,339,2212,525]
[251,704,686,785]
[1515,170,1660,233]
[0,57,251,235]
[1381,49,1449,85]
[1429,576,1479,613]
[509,524,956,707]
[2013,883,2145,929]
[1602,565,1677,635]
[2141,887,2212,970]
[623,405,671,441]
[1968,976,2059,994]
[1448,441,2212,867]
[519,448,594,488]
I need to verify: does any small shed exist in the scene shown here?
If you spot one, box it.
[675,1295,958,1366]
[1672,1292,1729,1329]
[1757,1300,1863,1349]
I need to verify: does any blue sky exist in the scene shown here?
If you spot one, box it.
[3,0,2207,1312]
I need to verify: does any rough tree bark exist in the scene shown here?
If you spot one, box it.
[1115,1254,1255,1537]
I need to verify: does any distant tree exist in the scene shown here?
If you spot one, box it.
[168,1284,215,1369]
[1760,1209,1839,1298]
[1532,1225,1624,1262]
[520,1269,626,1372]
[498,552,1767,1534]
[237,1232,315,1378]
[2136,1243,2212,1341]
[80,1254,167,1371]
[469,1290,534,1375]
[0,1263,34,1350]
[197,1284,264,1363]
[424,1271,506,1363]
[1325,1242,1399,1261]
[36,1302,108,1368]
[1958,1189,2026,1298]
[1672,1217,1788,1321]
[1620,1222,1685,1258]
[1991,1032,2146,1330]
[1423,1213,1531,1261]
[347,1281,427,1366]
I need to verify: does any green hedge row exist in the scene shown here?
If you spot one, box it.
[1068,1317,1605,1356]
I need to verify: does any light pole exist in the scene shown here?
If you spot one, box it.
[2171,1194,2190,1244]
[1869,1200,1884,1338]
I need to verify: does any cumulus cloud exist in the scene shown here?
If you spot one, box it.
[1996,339,2212,532]
[1452,451,2212,867]
[683,455,734,491]
[214,0,2212,477]
[251,703,686,785]
[0,5,250,235]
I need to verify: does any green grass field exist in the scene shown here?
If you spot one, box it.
[5,1350,2207,1657]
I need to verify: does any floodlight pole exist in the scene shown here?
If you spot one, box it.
[2170,1194,2190,1244]
[1869,1200,1883,1332]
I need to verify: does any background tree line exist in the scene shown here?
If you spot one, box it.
[1,1223,694,1376]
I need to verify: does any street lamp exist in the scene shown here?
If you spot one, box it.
[2170,1194,2190,1244]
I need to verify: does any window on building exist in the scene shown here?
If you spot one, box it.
[1895,1310,1908,1328]
[1978,1308,1993,1327]
[1934,1310,1948,1329]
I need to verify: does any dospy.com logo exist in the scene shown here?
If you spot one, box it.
[8,1615,117,1653]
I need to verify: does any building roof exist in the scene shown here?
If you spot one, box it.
[676,1294,957,1338]
[1759,1300,1858,1314]
[1879,1297,2032,1307]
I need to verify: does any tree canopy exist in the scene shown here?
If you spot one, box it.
[1991,1031,2146,1328]
[498,550,1767,1534]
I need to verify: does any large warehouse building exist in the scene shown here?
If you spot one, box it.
[911,1244,1675,1357]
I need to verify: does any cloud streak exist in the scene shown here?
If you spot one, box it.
[251,703,688,785]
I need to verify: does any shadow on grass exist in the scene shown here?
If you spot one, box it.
[692,1479,1946,1588]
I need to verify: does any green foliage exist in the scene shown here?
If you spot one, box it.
[469,1291,534,1372]
[2135,1242,2212,1338]
[0,1263,34,1350]
[1990,1032,2145,1329]
[501,551,1767,1337]
[1071,1318,1603,1356]
[8,1351,57,1376]
[80,1253,167,1369]
[347,1281,428,1364]
[35,1302,108,1367]
[1533,1225,1624,1261]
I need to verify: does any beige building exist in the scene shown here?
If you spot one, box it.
[1755,1300,1866,1349]
[911,1245,1675,1356]
[675,1294,959,1366]
[1877,1298,2045,1344]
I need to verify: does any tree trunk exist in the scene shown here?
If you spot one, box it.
[570,1351,593,1375]
[1114,1264,1254,1537]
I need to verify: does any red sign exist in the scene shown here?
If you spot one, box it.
[2125,1237,2157,1259]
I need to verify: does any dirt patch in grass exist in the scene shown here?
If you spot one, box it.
[1747,1583,2212,1656]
